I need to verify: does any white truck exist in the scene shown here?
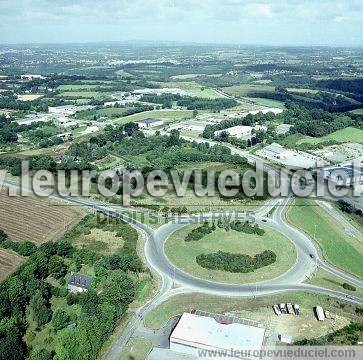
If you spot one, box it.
[315,306,325,321]
[293,304,300,315]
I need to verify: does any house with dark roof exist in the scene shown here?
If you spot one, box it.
[67,273,92,293]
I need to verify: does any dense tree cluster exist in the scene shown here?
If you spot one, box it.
[229,221,265,236]
[176,96,237,111]
[185,222,215,242]
[0,115,54,145]
[140,93,181,109]
[342,283,356,292]
[1,239,37,256]
[315,78,363,103]
[0,154,56,176]
[337,200,363,218]
[295,323,363,345]
[284,104,362,137]
[196,250,276,273]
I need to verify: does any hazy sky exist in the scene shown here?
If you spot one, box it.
[1,0,362,46]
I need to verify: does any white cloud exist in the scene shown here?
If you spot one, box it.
[0,0,362,45]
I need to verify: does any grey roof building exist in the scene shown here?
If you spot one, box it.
[137,118,164,128]
[67,273,92,293]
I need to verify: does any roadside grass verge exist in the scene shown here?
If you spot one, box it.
[119,338,152,360]
[285,198,363,278]
[306,268,363,298]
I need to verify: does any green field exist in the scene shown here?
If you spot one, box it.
[57,84,113,91]
[152,81,223,99]
[350,108,363,115]
[244,97,286,109]
[307,269,363,298]
[57,91,112,100]
[297,127,363,145]
[114,109,194,125]
[285,198,363,277]
[222,84,276,97]
[164,224,296,284]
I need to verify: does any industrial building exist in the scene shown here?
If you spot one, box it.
[214,125,253,139]
[169,311,266,359]
[257,143,327,169]
[137,118,164,129]
[320,163,363,187]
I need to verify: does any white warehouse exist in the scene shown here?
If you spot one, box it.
[214,125,253,139]
[169,312,266,359]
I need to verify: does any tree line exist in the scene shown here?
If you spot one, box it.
[196,250,277,273]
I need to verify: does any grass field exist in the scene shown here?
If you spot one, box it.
[307,268,363,298]
[350,108,363,115]
[164,225,296,284]
[71,227,125,255]
[57,84,113,91]
[0,248,26,281]
[119,338,152,360]
[244,97,286,109]
[114,109,194,125]
[0,189,84,244]
[144,292,357,340]
[222,84,276,97]
[297,127,363,145]
[152,81,223,99]
[286,87,319,94]
[17,94,43,101]
[57,91,113,100]
[285,198,363,277]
